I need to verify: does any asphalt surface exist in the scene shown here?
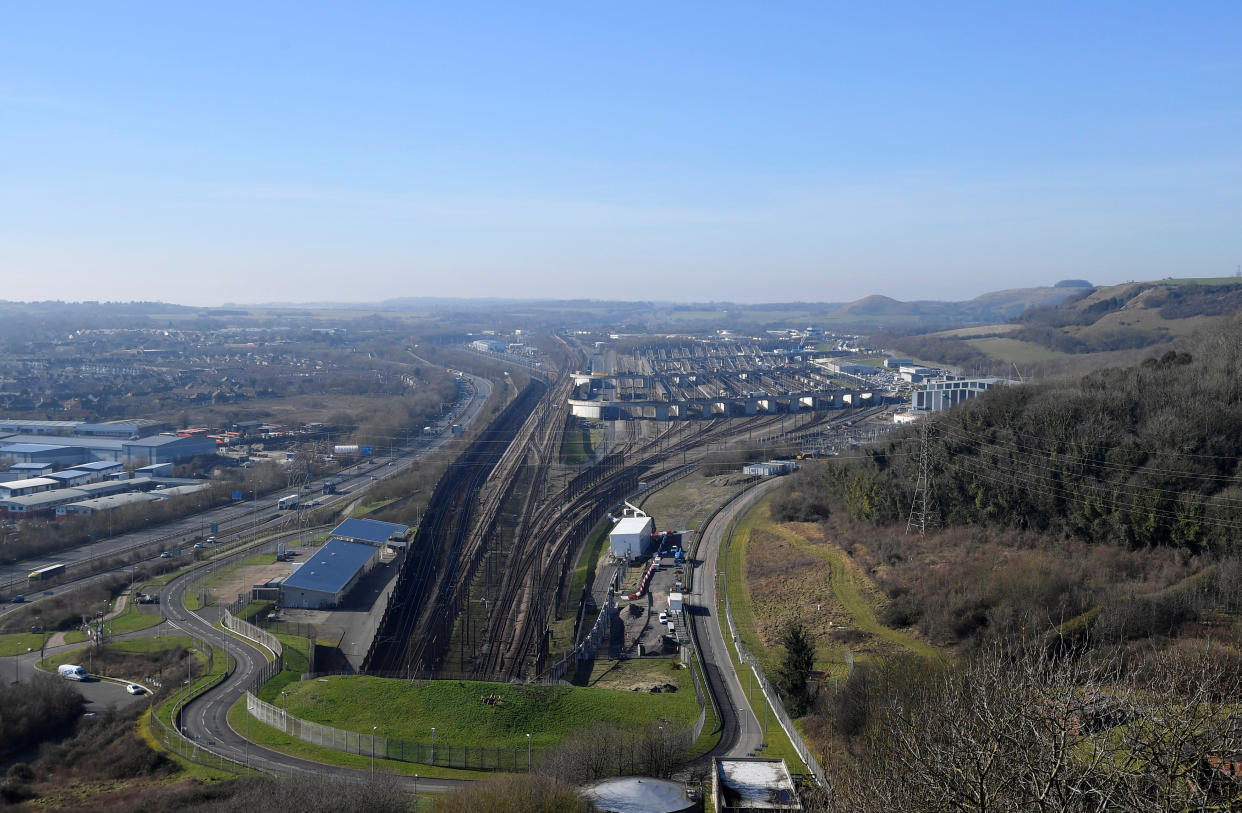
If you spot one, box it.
[689,478,788,759]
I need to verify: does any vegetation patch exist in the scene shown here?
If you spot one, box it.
[276,675,699,750]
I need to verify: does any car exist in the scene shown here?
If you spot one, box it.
[658,611,668,624]
[206,535,216,544]
[193,542,205,550]
[159,551,172,559]
[125,683,144,695]
[11,595,25,603]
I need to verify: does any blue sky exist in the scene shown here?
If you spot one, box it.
[2,2,1239,305]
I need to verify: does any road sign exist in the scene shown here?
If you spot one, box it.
[210,522,219,534]
[231,491,243,501]
[360,445,372,455]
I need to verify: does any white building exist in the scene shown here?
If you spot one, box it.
[609,515,654,559]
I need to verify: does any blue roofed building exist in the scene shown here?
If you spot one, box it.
[280,539,380,609]
[328,518,410,548]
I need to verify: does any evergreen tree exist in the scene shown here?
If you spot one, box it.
[776,620,816,716]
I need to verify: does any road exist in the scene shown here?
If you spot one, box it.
[688,478,788,759]
[0,373,492,612]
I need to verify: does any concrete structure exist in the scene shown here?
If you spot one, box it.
[913,377,1016,412]
[280,539,380,609]
[583,777,697,813]
[884,357,914,369]
[329,517,410,549]
[610,515,654,559]
[712,758,801,812]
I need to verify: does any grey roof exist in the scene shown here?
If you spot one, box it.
[65,492,160,511]
[0,489,88,508]
[44,471,92,482]
[0,443,73,454]
[281,539,376,598]
[73,461,123,471]
[74,481,139,497]
[330,518,409,545]
[2,435,124,450]
[124,435,194,447]
[0,476,59,490]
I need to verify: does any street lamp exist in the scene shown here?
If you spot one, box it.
[527,732,532,771]
[372,725,377,775]
[430,727,436,764]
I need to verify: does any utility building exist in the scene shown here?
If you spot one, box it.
[610,515,654,559]
[328,517,410,549]
[280,539,380,609]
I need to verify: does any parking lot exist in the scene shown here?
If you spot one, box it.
[615,534,689,657]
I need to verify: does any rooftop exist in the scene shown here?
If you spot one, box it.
[330,517,409,546]
[612,516,654,535]
[281,539,377,597]
[715,758,800,810]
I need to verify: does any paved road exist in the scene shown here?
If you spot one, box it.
[0,373,492,613]
[688,478,787,759]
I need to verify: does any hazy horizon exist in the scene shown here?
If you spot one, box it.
[3,3,1239,306]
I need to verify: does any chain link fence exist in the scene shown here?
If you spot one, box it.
[246,692,544,772]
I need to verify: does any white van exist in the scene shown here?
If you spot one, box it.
[58,664,88,681]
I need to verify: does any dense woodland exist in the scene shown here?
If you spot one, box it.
[784,315,1242,552]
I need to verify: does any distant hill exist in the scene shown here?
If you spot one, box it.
[832,295,922,316]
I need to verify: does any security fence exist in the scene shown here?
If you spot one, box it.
[222,608,283,658]
[246,692,545,772]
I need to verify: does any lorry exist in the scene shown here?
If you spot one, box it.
[28,563,65,582]
[58,664,88,681]
[667,592,684,613]
[277,494,299,510]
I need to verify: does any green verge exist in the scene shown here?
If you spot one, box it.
[137,709,239,783]
[275,673,699,750]
[0,631,53,657]
[226,695,494,780]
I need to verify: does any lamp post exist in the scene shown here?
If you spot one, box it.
[371,725,377,775]
[281,691,290,732]
[430,727,436,764]
[527,732,532,772]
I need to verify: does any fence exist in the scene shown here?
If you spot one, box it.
[246,692,544,772]
[222,608,283,659]
[719,489,828,786]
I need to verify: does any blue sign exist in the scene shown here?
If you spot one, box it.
[360,446,372,455]
[231,491,243,501]
[210,523,219,534]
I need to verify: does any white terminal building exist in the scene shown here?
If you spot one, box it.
[912,376,1017,412]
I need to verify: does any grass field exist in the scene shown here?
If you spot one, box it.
[276,674,700,750]
[352,498,398,517]
[226,696,488,780]
[0,631,52,656]
[965,336,1072,364]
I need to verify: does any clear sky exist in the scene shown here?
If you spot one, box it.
[2,2,1239,306]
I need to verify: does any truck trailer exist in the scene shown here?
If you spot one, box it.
[277,494,299,510]
[28,563,65,582]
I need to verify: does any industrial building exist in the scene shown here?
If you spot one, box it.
[328,517,410,549]
[279,539,381,609]
[0,433,216,467]
[742,461,797,477]
[712,758,801,812]
[912,376,1016,412]
[0,477,58,499]
[610,513,655,559]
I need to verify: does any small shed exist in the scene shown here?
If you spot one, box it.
[712,758,801,811]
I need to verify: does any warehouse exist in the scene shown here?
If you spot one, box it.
[58,491,161,516]
[0,477,59,499]
[0,489,89,517]
[280,539,380,609]
[0,442,90,466]
[121,435,217,466]
[328,517,410,549]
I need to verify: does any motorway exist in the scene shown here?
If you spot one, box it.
[0,373,493,613]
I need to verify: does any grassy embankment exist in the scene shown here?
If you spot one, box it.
[719,491,942,767]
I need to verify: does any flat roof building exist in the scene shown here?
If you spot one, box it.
[0,477,59,499]
[280,539,380,609]
[329,517,410,548]
[1,488,89,516]
[121,435,217,465]
[912,377,1017,412]
[610,515,654,559]
[712,758,802,812]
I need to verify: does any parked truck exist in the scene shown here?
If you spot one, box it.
[667,592,684,613]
